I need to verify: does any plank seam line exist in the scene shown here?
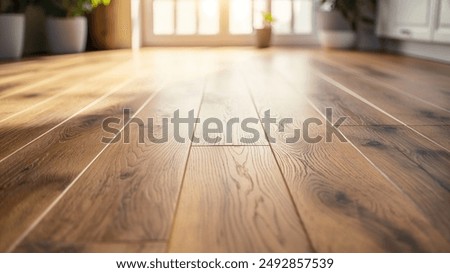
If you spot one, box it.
[166,75,208,252]
[315,70,450,153]
[6,80,165,253]
[0,71,34,84]
[340,124,449,126]
[274,63,446,235]
[0,61,137,165]
[21,240,167,245]
[304,96,439,229]
[192,144,271,147]
[0,57,119,100]
[0,56,81,85]
[240,65,317,253]
[0,61,127,124]
[315,55,450,113]
[305,97,413,199]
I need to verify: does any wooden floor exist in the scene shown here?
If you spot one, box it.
[0,48,449,252]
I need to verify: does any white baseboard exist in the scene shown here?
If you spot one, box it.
[383,39,450,64]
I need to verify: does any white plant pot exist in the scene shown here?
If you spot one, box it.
[0,14,25,59]
[318,30,357,49]
[46,16,87,54]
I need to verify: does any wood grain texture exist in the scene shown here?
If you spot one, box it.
[15,79,205,252]
[0,60,123,122]
[340,125,450,241]
[0,54,83,79]
[0,48,449,253]
[170,146,312,252]
[0,51,130,99]
[244,55,449,252]
[339,51,450,81]
[268,52,450,153]
[0,77,159,252]
[15,242,166,253]
[194,68,268,145]
[0,61,140,161]
[248,55,399,126]
[410,125,450,150]
[314,51,450,110]
[270,121,448,252]
[308,57,450,126]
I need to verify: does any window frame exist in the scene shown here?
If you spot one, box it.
[142,0,318,46]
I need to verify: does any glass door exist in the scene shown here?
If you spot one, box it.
[143,0,316,46]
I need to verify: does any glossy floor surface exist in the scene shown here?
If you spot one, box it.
[0,48,449,252]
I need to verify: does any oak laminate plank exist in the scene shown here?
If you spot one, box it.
[14,78,205,252]
[170,146,312,252]
[243,58,449,252]
[0,54,84,79]
[340,125,450,241]
[12,50,252,251]
[0,49,129,78]
[241,55,398,126]
[0,76,160,252]
[0,60,124,121]
[337,51,450,81]
[15,242,166,253]
[314,51,450,110]
[0,60,143,161]
[282,55,450,126]
[409,125,450,150]
[265,53,450,150]
[0,51,130,99]
[1,48,449,254]
[193,68,268,145]
[303,59,450,150]
[270,125,449,252]
[2,48,215,252]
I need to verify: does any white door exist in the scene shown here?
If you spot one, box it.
[143,0,316,46]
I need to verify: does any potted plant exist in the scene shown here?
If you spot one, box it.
[88,0,132,50]
[255,11,275,48]
[317,0,376,49]
[42,0,110,54]
[0,0,27,59]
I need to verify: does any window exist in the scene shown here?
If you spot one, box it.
[143,0,316,45]
[272,0,313,34]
